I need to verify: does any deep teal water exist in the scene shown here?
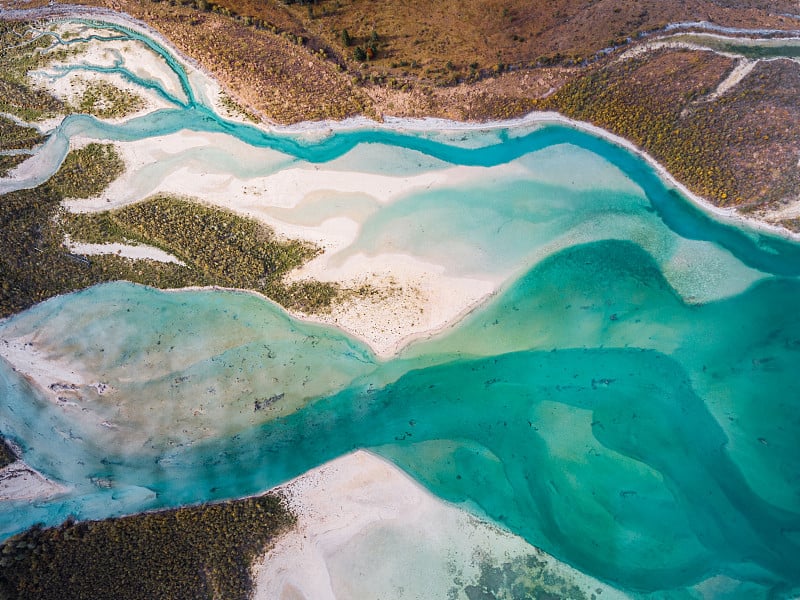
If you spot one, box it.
[1,18,799,598]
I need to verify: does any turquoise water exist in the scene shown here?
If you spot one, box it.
[667,32,800,59]
[1,18,800,598]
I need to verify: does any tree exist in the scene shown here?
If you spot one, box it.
[341,29,351,47]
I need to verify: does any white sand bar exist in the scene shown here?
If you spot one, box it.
[0,462,67,502]
[59,129,517,357]
[66,240,185,265]
[254,450,628,600]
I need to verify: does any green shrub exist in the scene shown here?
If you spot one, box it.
[0,116,45,151]
[0,493,295,600]
[0,154,28,177]
[47,143,125,199]
[0,439,16,469]
[76,81,146,119]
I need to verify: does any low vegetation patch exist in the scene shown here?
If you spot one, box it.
[0,141,337,317]
[218,90,259,122]
[0,154,29,177]
[0,178,204,317]
[0,116,45,151]
[539,49,800,211]
[0,21,65,121]
[538,50,736,202]
[76,80,146,119]
[0,439,16,469]
[48,142,125,198]
[0,493,295,600]
[63,195,339,312]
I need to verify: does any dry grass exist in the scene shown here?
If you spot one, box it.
[149,9,371,123]
[219,0,800,84]
[1,0,797,215]
[3,0,795,120]
[539,48,800,211]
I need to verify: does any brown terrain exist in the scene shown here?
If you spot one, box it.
[1,0,799,225]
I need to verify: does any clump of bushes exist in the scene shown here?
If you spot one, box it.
[0,116,45,151]
[0,493,295,600]
[76,81,146,119]
[537,49,741,205]
[0,180,203,317]
[0,438,16,469]
[0,21,65,121]
[0,107,41,176]
[48,143,125,199]
[1,140,339,318]
[0,144,200,317]
[218,91,259,122]
[62,194,340,312]
[0,154,28,177]
[72,195,340,312]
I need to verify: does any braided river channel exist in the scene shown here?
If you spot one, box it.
[1,16,799,599]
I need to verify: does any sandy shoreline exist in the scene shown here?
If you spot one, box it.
[0,6,793,235]
[1,7,797,361]
[0,460,67,502]
[252,450,628,600]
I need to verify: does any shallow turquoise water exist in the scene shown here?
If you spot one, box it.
[668,33,800,59]
[1,18,800,598]
[3,241,799,597]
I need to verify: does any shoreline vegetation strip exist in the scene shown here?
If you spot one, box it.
[0,493,295,600]
[1,7,799,597]
[0,143,340,318]
[1,11,798,227]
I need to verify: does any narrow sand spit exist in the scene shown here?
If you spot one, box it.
[252,450,627,600]
[65,239,185,264]
[0,461,67,502]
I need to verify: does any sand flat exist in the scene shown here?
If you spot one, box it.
[253,450,628,600]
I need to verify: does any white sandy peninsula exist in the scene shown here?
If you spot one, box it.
[252,450,627,600]
[0,461,66,502]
